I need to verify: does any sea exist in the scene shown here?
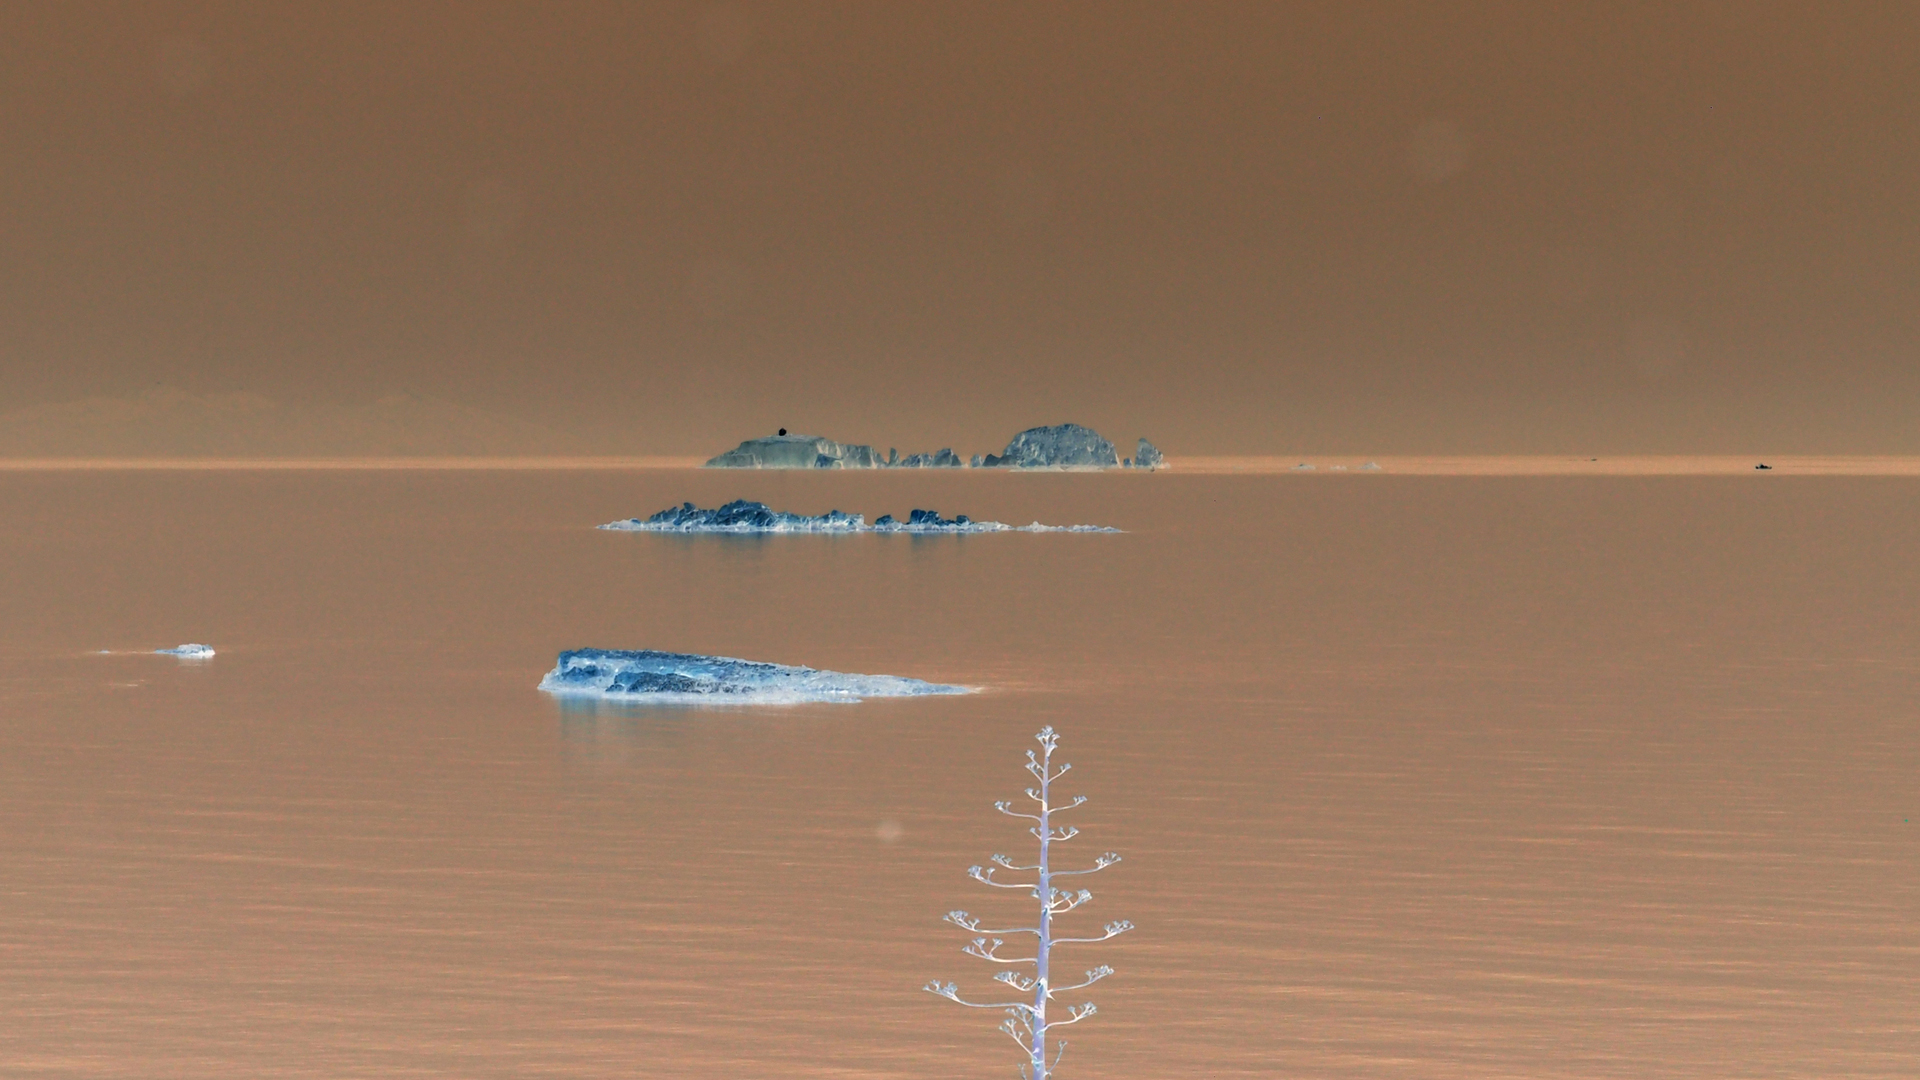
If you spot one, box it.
[1,463,1915,1078]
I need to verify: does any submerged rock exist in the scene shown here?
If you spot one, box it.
[706,433,883,469]
[983,423,1119,469]
[1133,438,1166,469]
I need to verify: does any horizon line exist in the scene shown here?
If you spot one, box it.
[5,455,1920,476]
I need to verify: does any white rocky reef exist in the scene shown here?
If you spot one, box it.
[600,500,1120,533]
[156,644,216,658]
[705,423,1165,471]
[538,648,974,704]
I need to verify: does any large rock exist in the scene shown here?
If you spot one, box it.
[983,423,1119,469]
[706,433,883,468]
[1132,438,1166,469]
[896,447,963,468]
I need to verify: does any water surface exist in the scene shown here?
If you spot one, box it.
[1,468,1915,1077]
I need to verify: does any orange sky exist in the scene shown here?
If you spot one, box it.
[1,2,1916,455]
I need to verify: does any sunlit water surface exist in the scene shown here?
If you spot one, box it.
[1,469,1915,1078]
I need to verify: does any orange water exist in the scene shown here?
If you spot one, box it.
[1,468,1915,1077]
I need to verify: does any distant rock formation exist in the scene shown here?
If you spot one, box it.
[895,448,963,468]
[705,422,1142,470]
[705,433,883,468]
[979,424,1119,469]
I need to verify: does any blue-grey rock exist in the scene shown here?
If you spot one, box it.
[1133,438,1166,469]
[706,433,883,468]
[616,499,865,532]
[988,423,1119,469]
[539,648,973,703]
[895,447,963,468]
[906,508,971,527]
[600,502,1122,534]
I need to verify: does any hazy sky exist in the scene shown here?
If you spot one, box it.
[2,2,1916,454]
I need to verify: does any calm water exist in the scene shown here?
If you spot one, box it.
[1,468,1916,1078]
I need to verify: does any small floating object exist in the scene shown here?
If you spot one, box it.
[1360,461,1383,471]
[1755,463,1772,470]
[1292,463,1316,471]
[156,644,216,659]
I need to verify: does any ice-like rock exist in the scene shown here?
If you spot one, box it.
[1133,438,1166,469]
[980,423,1119,468]
[1292,463,1315,471]
[156,644,216,658]
[601,501,1119,534]
[706,433,884,469]
[1360,461,1383,471]
[539,648,973,704]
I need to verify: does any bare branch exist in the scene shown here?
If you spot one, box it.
[1048,1002,1098,1028]
[963,937,1038,964]
[1047,794,1090,814]
[924,981,1036,1013]
[993,970,1038,993]
[969,865,1039,889]
[1046,966,1114,996]
[948,910,1040,935]
[990,853,1039,872]
[1046,888,1094,914]
[1054,919,1134,945]
[995,800,1043,823]
[1050,852,1122,877]
[1031,824,1080,842]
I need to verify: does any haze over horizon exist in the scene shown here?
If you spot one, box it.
[3,3,1916,456]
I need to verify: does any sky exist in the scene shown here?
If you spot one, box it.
[1,2,1916,456]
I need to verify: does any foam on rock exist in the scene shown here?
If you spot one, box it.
[538,648,974,704]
